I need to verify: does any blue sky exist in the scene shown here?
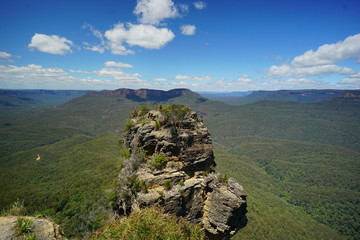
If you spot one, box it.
[1,0,360,91]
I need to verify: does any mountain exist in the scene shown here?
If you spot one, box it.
[0,89,88,113]
[0,88,359,239]
[204,89,347,105]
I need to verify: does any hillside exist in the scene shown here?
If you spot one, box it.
[1,88,359,239]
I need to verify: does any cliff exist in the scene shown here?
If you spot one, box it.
[115,104,247,240]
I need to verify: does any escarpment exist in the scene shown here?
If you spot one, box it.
[115,105,247,240]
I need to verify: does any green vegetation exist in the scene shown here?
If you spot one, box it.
[16,218,32,235]
[87,207,207,240]
[0,89,359,239]
[1,199,26,216]
[160,104,191,126]
[127,176,147,193]
[24,234,37,240]
[123,120,135,132]
[153,120,161,130]
[163,180,173,190]
[149,154,168,170]
[219,174,229,184]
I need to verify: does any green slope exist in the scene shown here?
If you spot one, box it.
[0,134,125,238]
[214,137,360,239]
[214,144,346,240]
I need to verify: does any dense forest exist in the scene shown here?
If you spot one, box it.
[0,89,359,239]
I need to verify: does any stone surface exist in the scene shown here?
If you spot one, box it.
[116,106,247,239]
[0,216,67,240]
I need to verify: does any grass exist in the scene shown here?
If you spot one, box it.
[86,207,207,240]
[16,218,32,235]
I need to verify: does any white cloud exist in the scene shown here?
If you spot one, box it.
[341,77,360,85]
[267,64,357,77]
[105,61,133,68]
[84,45,105,53]
[0,64,146,90]
[193,1,206,10]
[292,33,360,67]
[154,78,167,82]
[82,24,106,53]
[180,25,196,35]
[237,74,253,83]
[134,0,179,25]
[28,33,73,55]
[0,51,11,58]
[266,33,360,87]
[175,75,212,81]
[105,23,175,55]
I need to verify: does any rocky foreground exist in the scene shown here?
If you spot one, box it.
[115,105,247,240]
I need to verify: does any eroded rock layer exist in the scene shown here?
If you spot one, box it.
[116,105,247,239]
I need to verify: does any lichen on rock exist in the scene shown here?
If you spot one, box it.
[116,104,247,239]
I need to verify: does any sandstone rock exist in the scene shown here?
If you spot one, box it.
[0,216,67,240]
[116,105,247,239]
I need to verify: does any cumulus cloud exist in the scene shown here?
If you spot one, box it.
[134,0,179,25]
[266,33,360,85]
[180,25,196,35]
[237,75,253,83]
[292,33,360,67]
[104,61,133,68]
[193,1,206,10]
[28,33,73,55]
[0,51,12,58]
[175,75,212,81]
[105,23,175,55]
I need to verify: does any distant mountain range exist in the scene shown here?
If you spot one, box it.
[201,89,359,104]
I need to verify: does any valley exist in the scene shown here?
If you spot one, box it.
[0,88,359,239]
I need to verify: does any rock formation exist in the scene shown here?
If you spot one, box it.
[0,216,67,240]
[115,104,247,240]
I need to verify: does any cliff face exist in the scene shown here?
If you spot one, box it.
[116,105,247,240]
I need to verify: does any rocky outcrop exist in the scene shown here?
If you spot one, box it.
[0,216,67,240]
[115,105,247,239]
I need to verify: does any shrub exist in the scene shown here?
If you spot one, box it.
[178,180,185,186]
[149,154,168,170]
[16,218,32,235]
[120,148,131,159]
[138,104,150,116]
[160,104,191,126]
[2,199,26,216]
[219,174,229,185]
[87,207,207,240]
[163,180,173,190]
[123,120,135,132]
[127,176,147,193]
[153,120,161,130]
